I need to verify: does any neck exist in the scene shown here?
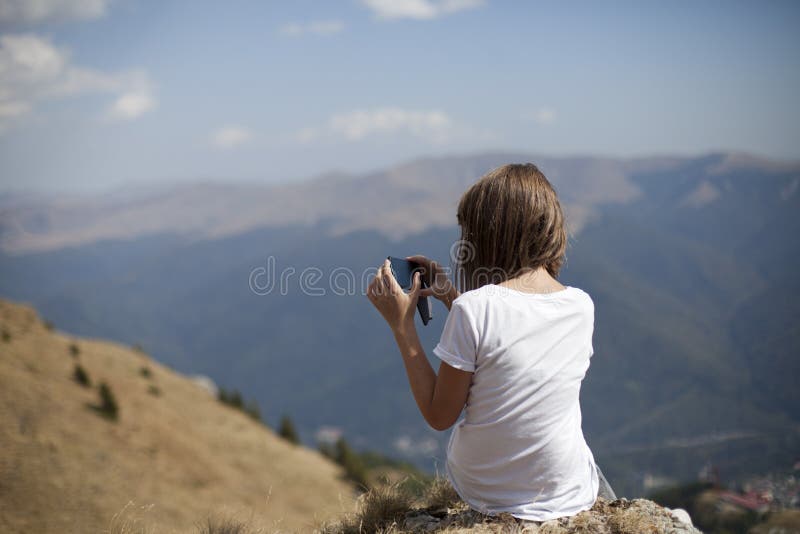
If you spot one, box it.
[499,266,566,294]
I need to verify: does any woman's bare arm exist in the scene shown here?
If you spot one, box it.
[392,323,472,431]
[367,258,471,430]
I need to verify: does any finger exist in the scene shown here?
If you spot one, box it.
[372,269,390,297]
[407,256,434,285]
[367,277,379,300]
[406,255,432,268]
[419,287,434,297]
[410,271,422,299]
[378,262,393,293]
[380,259,392,280]
[432,261,447,286]
[378,259,394,288]
[385,259,407,295]
[385,265,403,295]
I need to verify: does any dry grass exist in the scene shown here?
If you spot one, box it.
[319,482,415,534]
[0,298,354,534]
[197,516,261,534]
[106,502,156,534]
[424,477,461,511]
[606,507,661,534]
[107,506,271,534]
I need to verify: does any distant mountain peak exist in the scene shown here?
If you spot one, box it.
[1,151,796,254]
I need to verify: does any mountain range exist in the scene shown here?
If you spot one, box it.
[1,151,798,497]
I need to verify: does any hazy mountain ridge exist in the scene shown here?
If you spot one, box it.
[0,152,692,253]
[0,151,798,497]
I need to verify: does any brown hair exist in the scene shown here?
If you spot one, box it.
[455,163,568,292]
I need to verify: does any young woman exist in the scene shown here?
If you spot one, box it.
[366,163,616,522]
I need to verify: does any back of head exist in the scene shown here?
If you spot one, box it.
[455,163,567,292]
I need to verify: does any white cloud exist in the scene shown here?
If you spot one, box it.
[297,107,456,144]
[279,19,345,36]
[362,0,485,20]
[0,33,156,129]
[331,108,452,140]
[212,126,252,149]
[295,126,320,144]
[526,107,557,126]
[0,0,110,24]
[0,100,30,119]
[108,90,155,120]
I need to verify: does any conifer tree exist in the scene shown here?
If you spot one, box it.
[278,414,300,445]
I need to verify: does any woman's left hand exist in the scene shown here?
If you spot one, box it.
[367,258,421,332]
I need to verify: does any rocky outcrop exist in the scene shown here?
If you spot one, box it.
[398,497,701,533]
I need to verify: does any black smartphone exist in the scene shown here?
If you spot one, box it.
[387,256,432,326]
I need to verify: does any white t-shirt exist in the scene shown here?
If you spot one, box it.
[432,283,599,522]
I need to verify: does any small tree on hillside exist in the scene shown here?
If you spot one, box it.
[228,390,243,409]
[218,387,242,407]
[335,437,369,490]
[278,415,300,445]
[245,400,262,423]
[69,343,80,357]
[319,442,335,460]
[96,382,119,421]
[73,364,91,387]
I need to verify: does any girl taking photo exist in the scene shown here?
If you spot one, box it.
[367,163,616,522]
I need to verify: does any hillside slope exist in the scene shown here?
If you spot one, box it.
[0,298,354,533]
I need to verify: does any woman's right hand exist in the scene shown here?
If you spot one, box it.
[406,255,460,311]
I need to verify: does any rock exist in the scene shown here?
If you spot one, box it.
[404,512,441,532]
[421,497,705,533]
[190,374,218,396]
[668,507,694,527]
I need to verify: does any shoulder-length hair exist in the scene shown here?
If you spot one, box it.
[455,163,568,292]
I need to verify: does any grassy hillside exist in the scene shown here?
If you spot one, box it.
[0,298,354,533]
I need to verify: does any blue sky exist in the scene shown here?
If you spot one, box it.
[0,0,798,192]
